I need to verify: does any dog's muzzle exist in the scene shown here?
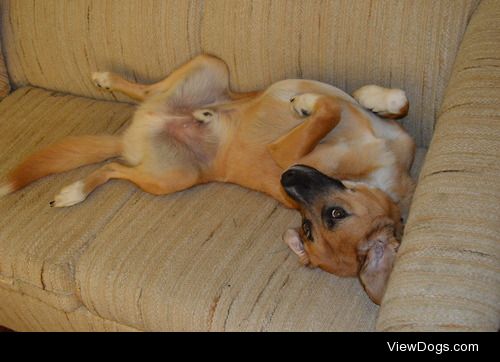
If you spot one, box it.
[280,165,345,205]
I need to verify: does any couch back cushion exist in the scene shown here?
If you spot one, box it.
[0,35,9,99]
[0,0,479,146]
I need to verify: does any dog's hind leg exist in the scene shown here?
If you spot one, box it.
[50,162,200,207]
[92,72,151,102]
[267,94,342,169]
[92,54,242,104]
[352,85,409,119]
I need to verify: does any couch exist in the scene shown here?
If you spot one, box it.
[0,0,498,331]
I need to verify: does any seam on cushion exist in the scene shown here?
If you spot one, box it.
[0,283,142,331]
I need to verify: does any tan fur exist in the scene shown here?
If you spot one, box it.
[5,135,121,192]
[2,55,416,300]
[295,185,400,274]
[379,101,409,119]
[282,170,404,304]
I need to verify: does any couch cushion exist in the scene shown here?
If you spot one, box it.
[377,0,500,331]
[77,149,428,332]
[0,34,9,99]
[0,86,427,330]
[0,0,480,147]
[0,87,135,310]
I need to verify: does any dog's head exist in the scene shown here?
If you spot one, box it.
[281,165,402,304]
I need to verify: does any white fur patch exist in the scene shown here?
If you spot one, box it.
[291,93,321,117]
[367,167,398,201]
[0,183,13,197]
[385,89,407,114]
[353,85,407,114]
[52,181,86,207]
[92,72,113,90]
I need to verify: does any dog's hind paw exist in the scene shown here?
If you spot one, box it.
[92,72,113,91]
[51,181,87,208]
[353,85,408,119]
[290,93,321,117]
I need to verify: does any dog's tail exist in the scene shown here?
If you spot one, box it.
[0,135,122,196]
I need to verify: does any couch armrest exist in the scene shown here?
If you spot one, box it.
[0,36,10,99]
[377,0,500,331]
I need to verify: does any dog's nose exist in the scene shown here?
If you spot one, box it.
[280,168,299,188]
[281,165,346,205]
[280,165,315,188]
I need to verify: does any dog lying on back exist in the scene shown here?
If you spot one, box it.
[0,54,415,304]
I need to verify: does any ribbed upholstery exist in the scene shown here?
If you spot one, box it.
[0,27,9,98]
[0,286,138,331]
[0,87,426,331]
[1,0,498,332]
[0,87,135,311]
[377,0,500,331]
[0,0,480,146]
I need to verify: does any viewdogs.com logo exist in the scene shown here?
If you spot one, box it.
[387,341,479,355]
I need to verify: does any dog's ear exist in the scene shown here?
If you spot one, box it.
[357,218,400,305]
[282,228,310,265]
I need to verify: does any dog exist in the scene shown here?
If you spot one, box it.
[0,54,415,304]
[280,165,404,304]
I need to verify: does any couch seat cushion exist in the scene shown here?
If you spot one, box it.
[0,86,426,330]
[0,87,135,309]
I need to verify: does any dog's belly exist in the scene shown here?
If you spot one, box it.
[121,103,216,170]
[240,79,364,143]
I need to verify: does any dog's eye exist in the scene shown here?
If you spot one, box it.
[323,206,348,229]
[302,219,313,241]
[331,207,347,219]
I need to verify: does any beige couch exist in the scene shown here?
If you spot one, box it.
[0,0,498,331]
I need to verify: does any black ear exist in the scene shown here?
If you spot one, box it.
[357,219,399,305]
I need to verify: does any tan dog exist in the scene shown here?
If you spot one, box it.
[0,54,415,303]
[280,165,403,304]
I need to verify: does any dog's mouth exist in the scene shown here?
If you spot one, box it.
[281,165,345,205]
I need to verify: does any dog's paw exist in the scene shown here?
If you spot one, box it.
[385,89,408,114]
[290,93,321,117]
[92,71,113,91]
[50,181,87,208]
[353,85,408,116]
[192,109,217,123]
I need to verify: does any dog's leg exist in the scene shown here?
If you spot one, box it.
[92,72,150,102]
[51,162,199,207]
[92,54,253,104]
[267,93,342,169]
[352,85,409,119]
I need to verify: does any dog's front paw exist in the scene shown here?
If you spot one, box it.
[92,71,113,91]
[50,181,87,208]
[290,93,321,117]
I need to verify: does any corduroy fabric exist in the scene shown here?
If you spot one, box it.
[377,0,500,331]
[0,86,428,331]
[0,0,480,147]
[0,26,10,99]
[0,87,135,311]
[0,285,138,331]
